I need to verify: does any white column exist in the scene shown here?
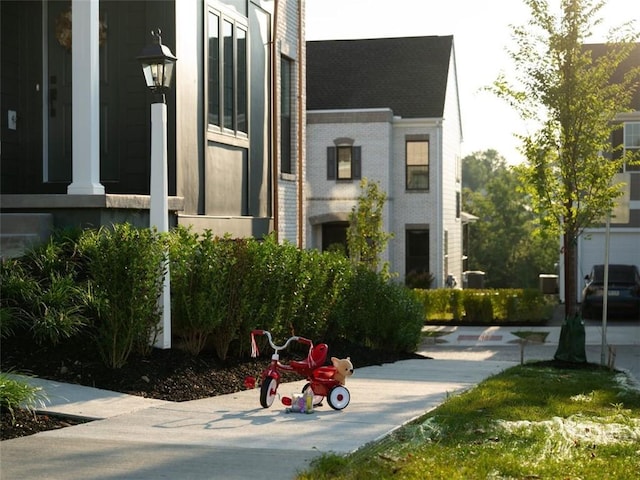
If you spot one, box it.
[68,0,105,195]
[150,101,171,349]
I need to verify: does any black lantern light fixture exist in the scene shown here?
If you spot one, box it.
[137,29,177,98]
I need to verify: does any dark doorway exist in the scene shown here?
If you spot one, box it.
[322,221,349,254]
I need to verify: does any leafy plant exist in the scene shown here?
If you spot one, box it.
[23,273,87,345]
[0,372,48,423]
[347,178,394,278]
[169,227,219,355]
[1,251,88,345]
[78,224,166,368]
[405,270,434,289]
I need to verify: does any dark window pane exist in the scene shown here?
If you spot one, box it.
[406,229,429,274]
[237,28,247,133]
[327,147,337,179]
[223,20,234,130]
[280,57,292,173]
[208,12,219,126]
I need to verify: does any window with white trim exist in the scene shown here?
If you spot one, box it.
[624,122,640,172]
[406,139,429,190]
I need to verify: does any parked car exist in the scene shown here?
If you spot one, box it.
[581,264,640,319]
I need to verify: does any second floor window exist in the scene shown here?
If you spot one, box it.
[327,145,361,181]
[406,139,429,190]
[281,57,292,174]
[624,122,640,172]
[207,9,247,135]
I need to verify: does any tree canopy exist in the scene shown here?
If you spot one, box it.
[490,0,640,315]
[462,150,557,288]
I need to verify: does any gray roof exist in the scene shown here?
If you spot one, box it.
[306,36,454,119]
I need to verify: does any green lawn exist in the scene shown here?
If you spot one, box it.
[297,363,640,480]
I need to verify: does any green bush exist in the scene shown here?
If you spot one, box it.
[1,236,88,345]
[4,224,432,365]
[463,294,494,323]
[78,224,166,368]
[0,372,47,422]
[418,288,552,324]
[208,237,253,361]
[0,259,31,339]
[405,270,434,289]
[169,228,222,356]
[329,268,424,352]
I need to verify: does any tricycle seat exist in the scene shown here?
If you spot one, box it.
[290,343,328,371]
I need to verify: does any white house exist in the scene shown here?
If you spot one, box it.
[560,43,640,303]
[305,36,464,287]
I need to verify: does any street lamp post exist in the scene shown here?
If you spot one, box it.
[138,29,177,349]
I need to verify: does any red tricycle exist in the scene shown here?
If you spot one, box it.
[250,330,351,410]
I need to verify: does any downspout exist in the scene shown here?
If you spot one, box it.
[271,0,279,241]
[297,0,304,248]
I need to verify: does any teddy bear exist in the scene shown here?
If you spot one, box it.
[331,356,354,385]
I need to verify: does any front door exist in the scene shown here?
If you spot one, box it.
[47,0,73,183]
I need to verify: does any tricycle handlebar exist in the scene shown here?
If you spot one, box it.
[250,329,312,356]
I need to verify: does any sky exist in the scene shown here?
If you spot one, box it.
[305,0,640,165]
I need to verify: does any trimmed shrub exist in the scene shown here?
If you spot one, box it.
[418,288,552,324]
[78,224,166,368]
[328,268,424,352]
[169,228,224,356]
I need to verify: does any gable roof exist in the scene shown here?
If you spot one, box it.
[306,36,454,119]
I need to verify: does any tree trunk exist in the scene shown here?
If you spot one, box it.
[563,231,579,317]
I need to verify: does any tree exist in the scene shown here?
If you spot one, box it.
[347,178,394,278]
[461,149,505,192]
[462,151,557,288]
[491,0,640,316]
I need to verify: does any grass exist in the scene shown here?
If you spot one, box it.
[296,363,640,480]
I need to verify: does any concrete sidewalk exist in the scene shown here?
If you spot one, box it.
[1,359,513,480]
[420,322,640,380]
[1,322,637,479]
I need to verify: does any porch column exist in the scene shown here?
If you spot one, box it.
[67,0,105,195]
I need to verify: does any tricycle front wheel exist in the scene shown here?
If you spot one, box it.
[327,385,350,410]
[260,376,278,408]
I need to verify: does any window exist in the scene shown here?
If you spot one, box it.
[327,145,361,180]
[406,140,429,190]
[406,229,429,275]
[280,57,292,174]
[207,13,220,126]
[624,122,640,172]
[207,9,247,135]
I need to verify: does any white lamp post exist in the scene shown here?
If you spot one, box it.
[138,29,177,349]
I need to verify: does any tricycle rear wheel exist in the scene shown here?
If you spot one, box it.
[327,385,350,410]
